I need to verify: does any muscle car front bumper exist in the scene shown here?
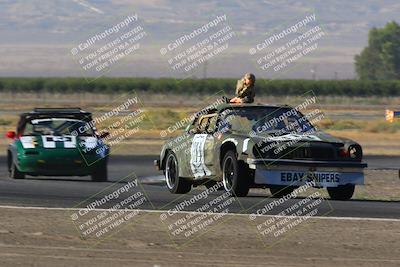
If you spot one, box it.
[247,158,367,187]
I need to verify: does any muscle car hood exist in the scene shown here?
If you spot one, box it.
[236,130,348,145]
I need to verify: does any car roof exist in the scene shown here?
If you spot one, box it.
[214,103,292,113]
[17,108,92,133]
[192,103,294,122]
[20,108,91,118]
[21,107,90,115]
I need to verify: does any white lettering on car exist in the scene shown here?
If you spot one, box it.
[280,171,340,183]
[41,135,77,149]
[190,134,211,178]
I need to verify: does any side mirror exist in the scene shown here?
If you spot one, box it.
[6,131,16,139]
[184,124,192,133]
[99,131,110,139]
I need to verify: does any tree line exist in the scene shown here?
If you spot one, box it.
[0,77,399,96]
[355,21,400,80]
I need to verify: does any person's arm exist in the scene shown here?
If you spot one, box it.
[238,85,252,98]
[240,86,255,103]
[236,79,245,96]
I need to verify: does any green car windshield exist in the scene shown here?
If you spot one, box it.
[219,107,314,135]
[23,118,94,136]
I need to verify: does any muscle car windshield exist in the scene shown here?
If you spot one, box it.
[220,107,315,135]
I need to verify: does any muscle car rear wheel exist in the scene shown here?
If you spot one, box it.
[222,151,249,197]
[165,152,191,194]
[10,161,25,179]
[327,184,355,200]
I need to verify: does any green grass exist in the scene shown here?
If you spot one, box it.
[0,118,11,126]
[365,121,400,133]
[318,119,363,130]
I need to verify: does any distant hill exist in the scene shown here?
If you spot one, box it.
[0,0,399,79]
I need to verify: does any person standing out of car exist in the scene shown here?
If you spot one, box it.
[230,73,256,104]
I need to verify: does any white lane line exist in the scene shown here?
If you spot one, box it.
[0,205,399,222]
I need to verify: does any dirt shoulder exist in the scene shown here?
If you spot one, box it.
[0,208,399,267]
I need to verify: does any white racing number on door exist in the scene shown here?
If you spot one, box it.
[190,134,212,178]
[42,135,77,148]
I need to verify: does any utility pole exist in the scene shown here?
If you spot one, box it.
[202,60,208,79]
[310,64,317,80]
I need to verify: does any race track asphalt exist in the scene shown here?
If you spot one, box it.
[0,155,399,219]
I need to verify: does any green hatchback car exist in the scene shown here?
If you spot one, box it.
[6,108,109,181]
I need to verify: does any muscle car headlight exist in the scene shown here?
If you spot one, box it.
[348,144,363,160]
[339,144,363,160]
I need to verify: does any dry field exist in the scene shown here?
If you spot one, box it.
[0,92,399,155]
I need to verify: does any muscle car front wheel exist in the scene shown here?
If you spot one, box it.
[165,151,191,194]
[327,184,355,200]
[222,151,250,197]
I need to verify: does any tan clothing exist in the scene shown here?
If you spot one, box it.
[235,79,255,103]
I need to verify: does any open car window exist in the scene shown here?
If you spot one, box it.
[195,113,218,134]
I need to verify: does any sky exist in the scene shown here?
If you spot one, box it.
[0,0,399,79]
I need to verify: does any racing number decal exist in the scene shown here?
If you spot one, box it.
[63,136,77,148]
[42,135,77,148]
[42,136,56,148]
[190,134,212,178]
[267,134,321,142]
